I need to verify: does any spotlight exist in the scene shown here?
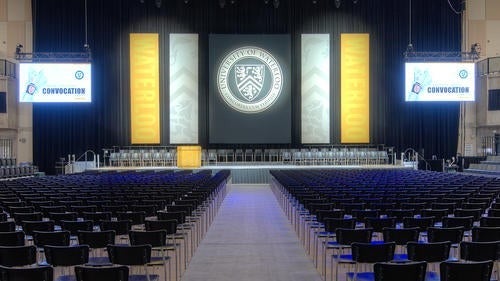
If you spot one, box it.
[312,0,317,4]
[230,0,235,4]
[335,0,341,8]
[353,0,358,3]
[155,0,161,8]
[15,44,23,54]
[264,0,269,4]
[184,0,189,3]
[139,0,144,3]
[273,0,279,8]
[219,0,225,8]
[471,43,481,54]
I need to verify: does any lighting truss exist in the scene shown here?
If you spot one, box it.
[15,51,92,63]
[403,51,479,62]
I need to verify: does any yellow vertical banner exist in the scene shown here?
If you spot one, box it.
[341,33,370,143]
[130,33,160,144]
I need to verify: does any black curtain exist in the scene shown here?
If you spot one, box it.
[32,0,462,174]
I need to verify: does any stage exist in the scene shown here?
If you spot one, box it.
[88,164,408,184]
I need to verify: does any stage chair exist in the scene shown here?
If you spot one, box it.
[471,226,500,242]
[0,221,16,233]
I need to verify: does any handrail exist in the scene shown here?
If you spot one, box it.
[402,148,431,170]
[0,59,16,78]
[477,56,500,76]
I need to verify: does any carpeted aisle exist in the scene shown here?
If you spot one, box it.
[181,184,322,281]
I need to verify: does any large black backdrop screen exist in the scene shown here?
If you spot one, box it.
[209,34,291,144]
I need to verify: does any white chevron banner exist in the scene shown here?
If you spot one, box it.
[301,34,330,144]
[170,34,199,144]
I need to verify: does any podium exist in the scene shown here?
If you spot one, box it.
[177,146,202,169]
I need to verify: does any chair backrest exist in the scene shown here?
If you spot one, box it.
[479,216,500,227]
[374,261,427,281]
[459,241,500,262]
[21,220,55,236]
[144,219,178,235]
[60,220,94,236]
[47,212,78,225]
[13,212,43,224]
[454,208,483,220]
[407,241,452,262]
[107,244,152,265]
[365,217,397,232]
[0,245,37,267]
[324,218,356,233]
[100,220,132,236]
[351,242,396,263]
[442,216,474,231]
[157,211,186,224]
[32,230,71,247]
[402,217,435,232]
[426,227,464,244]
[74,265,129,281]
[129,230,167,247]
[0,231,25,246]
[382,227,420,245]
[0,265,53,281]
[315,210,345,223]
[440,260,493,281]
[472,226,500,242]
[0,221,15,233]
[335,228,373,245]
[77,230,116,249]
[44,245,90,266]
[82,212,112,223]
[116,211,146,226]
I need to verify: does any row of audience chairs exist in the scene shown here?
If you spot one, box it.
[0,169,230,281]
[271,168,500,281]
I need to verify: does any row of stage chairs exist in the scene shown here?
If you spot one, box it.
[107,147,390,167]
[0,169,230,281]
[271,169,500,281]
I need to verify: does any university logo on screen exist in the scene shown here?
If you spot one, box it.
[217,47,283,114]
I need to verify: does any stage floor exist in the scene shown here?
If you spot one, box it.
[90,164,408,184]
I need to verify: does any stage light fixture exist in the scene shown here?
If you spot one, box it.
[139,0,145,3]
[273,0,279,8]
[471,43,481,55]
[312,0,318,4]
[219,0,226,8]
[155,0,161,8]
[264,0,269,4]
[15,44,23,54]
[353,0,358,4]
[335,0,341,8]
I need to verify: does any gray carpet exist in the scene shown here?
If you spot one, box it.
[181,184,322,281]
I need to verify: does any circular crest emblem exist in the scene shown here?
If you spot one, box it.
[458,69,468,79]
[217,46,283,114]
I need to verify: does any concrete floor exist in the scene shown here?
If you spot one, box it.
[180,184,322,281]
